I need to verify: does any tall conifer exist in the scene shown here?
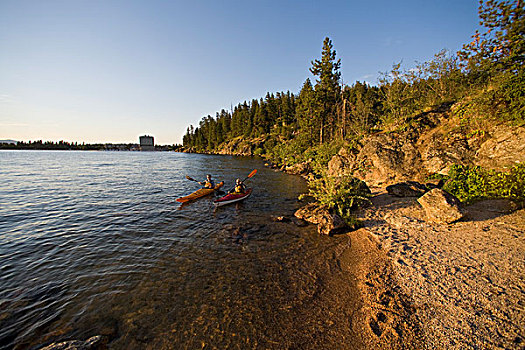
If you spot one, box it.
[309,37,342,143]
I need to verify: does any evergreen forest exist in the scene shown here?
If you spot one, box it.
[182,0,524,170]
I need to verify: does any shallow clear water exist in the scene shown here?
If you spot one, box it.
[0,150,355,349]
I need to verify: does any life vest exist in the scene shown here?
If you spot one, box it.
[234,184,245,193]
[204,181,214,189]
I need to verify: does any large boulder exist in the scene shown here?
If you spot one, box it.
[386,181,428,197]
[294,203,347,235]
[327,154,350,177]
[327,147,357,177]
[417,188,466,224]
[354,134,421,186]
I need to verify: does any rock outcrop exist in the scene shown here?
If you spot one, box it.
[328,133,423,186]
[284,161,312,175]
[419,132,474,175]
[327,105,525,186]
[475,126,525,170]
[217,136,266,156]
[417,189,466,224]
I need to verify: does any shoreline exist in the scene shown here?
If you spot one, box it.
[34,161,524,349]
[199,154,524,348]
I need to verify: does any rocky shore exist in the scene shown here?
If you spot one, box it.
[283,120,525,348]
[38,190,524,350]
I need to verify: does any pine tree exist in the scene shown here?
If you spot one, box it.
[295,78,317,144]
[309,37,342,143]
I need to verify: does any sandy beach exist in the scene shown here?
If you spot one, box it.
[347,190,525,349]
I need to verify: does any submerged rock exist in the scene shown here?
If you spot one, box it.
[40,336,102,350]
[294,203,347,235]
[417,189,466,224]
[294,203,328,225]
[271,215,291,223]
[386,181,428,197]
[291,217,308,227]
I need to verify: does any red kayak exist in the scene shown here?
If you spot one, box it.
[213,188,252,207]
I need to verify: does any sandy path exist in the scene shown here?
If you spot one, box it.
[355,191,525,349]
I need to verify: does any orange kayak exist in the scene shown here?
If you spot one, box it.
[176,181,224,203]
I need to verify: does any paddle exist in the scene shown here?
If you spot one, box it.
[185,175,199,183]
[227,169,257,193]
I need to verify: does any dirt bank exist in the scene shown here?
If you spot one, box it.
[355,190,525,349]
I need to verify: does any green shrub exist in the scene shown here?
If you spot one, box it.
[444,163,525,203]
[426,172,449,181]
[301,174,371,225]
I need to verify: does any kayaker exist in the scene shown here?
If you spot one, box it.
[199,174,215,189]
[230,178,246,194]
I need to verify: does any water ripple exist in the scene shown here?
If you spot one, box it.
[0,150,349,349]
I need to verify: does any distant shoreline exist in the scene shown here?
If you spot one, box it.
[0,142,182,152]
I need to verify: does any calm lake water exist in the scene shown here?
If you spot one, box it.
[0,151,357,349]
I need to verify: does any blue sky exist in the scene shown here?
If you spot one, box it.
[0,0,479,144]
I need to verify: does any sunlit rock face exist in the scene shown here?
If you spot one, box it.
[327,110,524,187]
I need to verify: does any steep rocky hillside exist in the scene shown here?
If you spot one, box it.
[327,105,525,187]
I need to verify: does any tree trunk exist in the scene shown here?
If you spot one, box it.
[320,121,324,144]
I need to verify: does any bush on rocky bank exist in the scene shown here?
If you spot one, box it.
[443,163,525,204]
[300,174,371,229]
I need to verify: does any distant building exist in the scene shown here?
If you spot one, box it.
[139,135,155,151]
